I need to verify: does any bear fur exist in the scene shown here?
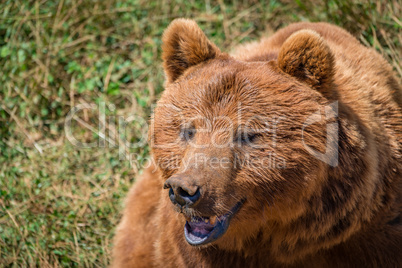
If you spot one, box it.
[112,19,402,267]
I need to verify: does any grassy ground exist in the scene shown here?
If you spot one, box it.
[0,0,400,267]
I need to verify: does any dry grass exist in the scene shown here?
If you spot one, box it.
[0,0,400,266]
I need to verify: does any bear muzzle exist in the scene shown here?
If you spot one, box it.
[164,174,245,246]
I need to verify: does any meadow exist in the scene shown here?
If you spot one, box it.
[0,0,400,266]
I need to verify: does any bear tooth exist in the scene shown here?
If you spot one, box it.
[210,216,217,225]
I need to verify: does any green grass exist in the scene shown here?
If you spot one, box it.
[0,0,400,266]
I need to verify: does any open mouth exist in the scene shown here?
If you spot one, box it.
[183,200,245,246]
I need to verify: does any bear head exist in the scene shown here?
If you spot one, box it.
[149,19,376,261]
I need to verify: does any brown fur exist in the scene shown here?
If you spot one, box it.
[112,19,402,267]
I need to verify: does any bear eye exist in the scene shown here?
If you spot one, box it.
[180,127,196,142]
[237,130,260,145]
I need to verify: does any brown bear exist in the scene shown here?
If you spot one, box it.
[112,19,402,267]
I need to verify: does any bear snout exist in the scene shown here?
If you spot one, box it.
[164,175,201,207]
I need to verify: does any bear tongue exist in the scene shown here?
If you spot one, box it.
[187,218,214,236]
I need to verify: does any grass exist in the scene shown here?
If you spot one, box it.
[0,0,400,266]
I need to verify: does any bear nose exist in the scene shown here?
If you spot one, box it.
[164,176,201,207]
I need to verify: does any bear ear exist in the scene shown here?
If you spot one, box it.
[162,19,221,83]
[278,30,335,98]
